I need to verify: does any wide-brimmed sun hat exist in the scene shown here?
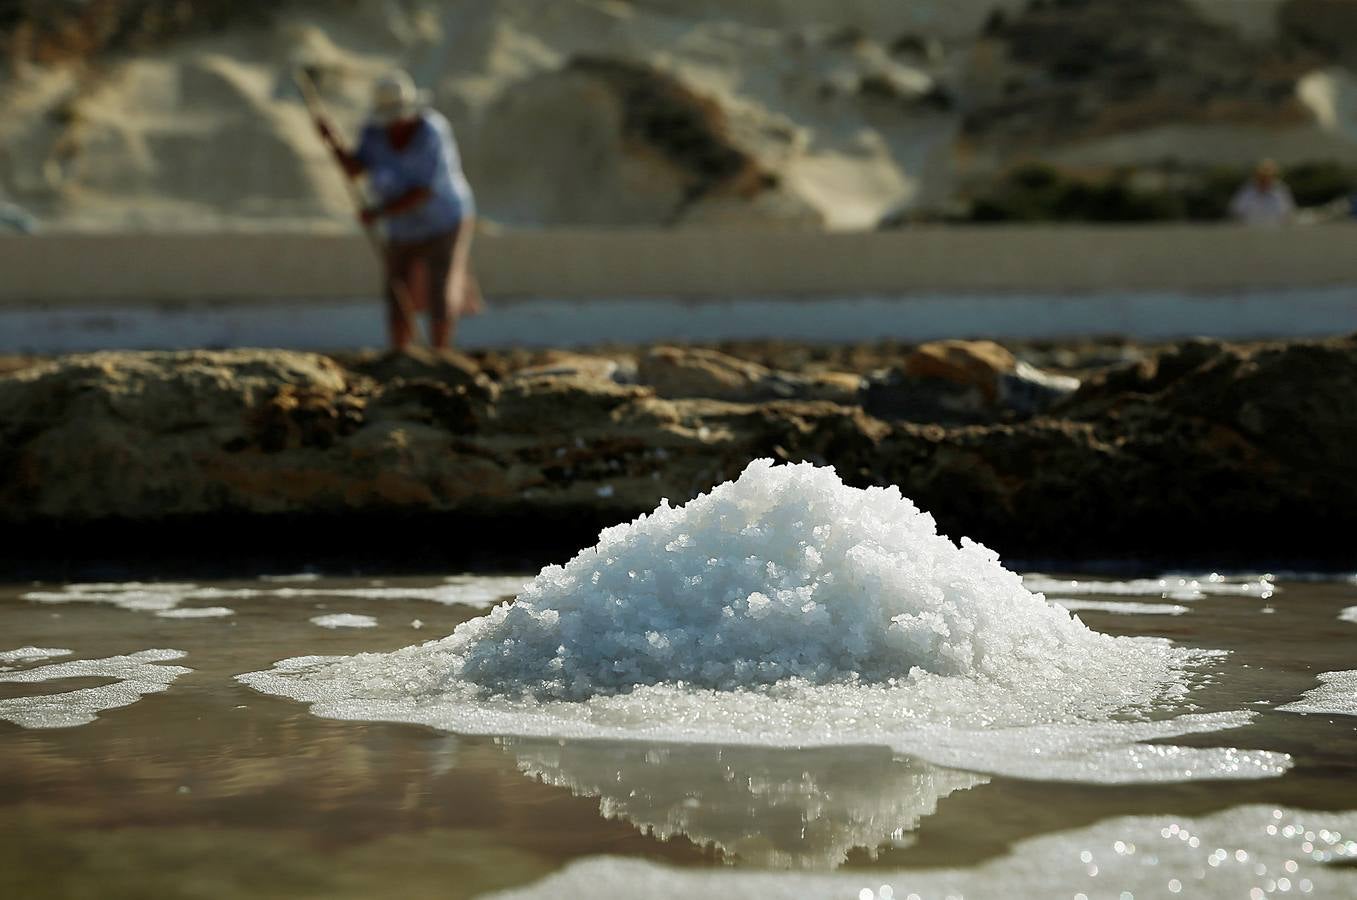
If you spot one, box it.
[371,70,430,123]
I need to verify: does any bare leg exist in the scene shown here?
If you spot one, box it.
[462,269,484,317]
[428,230,454,350]
[384,243,415,351]
[430,222,472,349]
[454,216,479,317]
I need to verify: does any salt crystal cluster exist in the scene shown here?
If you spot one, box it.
[443,459,1104,700]
[240,460,1288,784]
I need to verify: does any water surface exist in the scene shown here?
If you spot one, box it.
[1,572,1354,898]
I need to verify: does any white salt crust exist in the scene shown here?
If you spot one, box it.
[1262,571,1357,582]
[239,460,1290,784]
[155,607,234,619]
[1052,598,1190,616]
[485,806,1357,900]
[0,649,190,728]
[1278,670,1357,718]
[439,575,537,608]
[0,647,72,664]
[23,577,526,616]
[310,613,379,629]
[1023,573,1276,601]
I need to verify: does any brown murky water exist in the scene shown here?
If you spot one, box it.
[1,573,1354,899]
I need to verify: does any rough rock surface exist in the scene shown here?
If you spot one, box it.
[967,0,1314,147]
[863,340,1078,423]
[638,346,861,404]
[1,338,1354,563]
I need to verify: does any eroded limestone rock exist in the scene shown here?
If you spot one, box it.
[1,337,1353,560]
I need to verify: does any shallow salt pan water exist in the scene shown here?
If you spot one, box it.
[1,569,1355,898]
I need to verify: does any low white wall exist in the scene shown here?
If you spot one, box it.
[2,288,1355,353]
[2,226,1354,349]
[2,224,1356,304]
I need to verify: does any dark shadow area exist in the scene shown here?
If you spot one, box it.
[3,509,1354,583]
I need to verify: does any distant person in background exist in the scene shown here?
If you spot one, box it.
[0,198,37,234]
[313,71,479,350]
[1228,159,1295,226]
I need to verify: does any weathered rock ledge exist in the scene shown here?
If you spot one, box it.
[2,337,1355,570]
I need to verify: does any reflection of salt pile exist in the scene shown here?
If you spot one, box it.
[507,740,986,869]
[241,460,1290,784]
[453,459,1156,699]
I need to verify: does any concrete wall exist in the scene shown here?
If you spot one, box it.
[4,289,1356,353]
[2,226,1354,350]
[2,224,1356,305]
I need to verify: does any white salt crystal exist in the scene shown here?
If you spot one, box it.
[239,460,1290,785]
[310,613,378,629]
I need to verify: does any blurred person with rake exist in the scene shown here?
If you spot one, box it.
[311,71,480,349]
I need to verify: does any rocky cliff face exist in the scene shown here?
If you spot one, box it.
[4,0,1355,230]
[964,0,1314,148]
[2,338,1353,564]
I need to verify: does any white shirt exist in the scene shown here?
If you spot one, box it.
[1229,181,1295,226]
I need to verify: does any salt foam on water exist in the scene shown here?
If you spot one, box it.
[310,613,379,629]
[1278,670,1357,718]
[155,607,234,619]
[0,647,72,665]
[240,460,1289,783]
[24,579,524,613]
[0,649,190,728]
[486,805,1357,900]
[1052,598,1189,616]
[1023,573,1275,601]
